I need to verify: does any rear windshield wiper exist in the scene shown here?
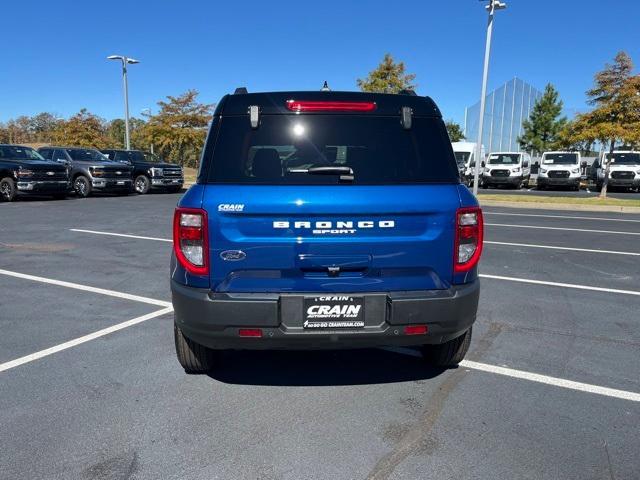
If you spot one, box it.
[287,166,354,182]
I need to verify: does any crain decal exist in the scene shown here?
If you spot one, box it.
[218,204,245,212]
[273,220,394,235]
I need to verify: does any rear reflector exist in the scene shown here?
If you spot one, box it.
[404,325,428,335]
[286,100,377,113]
[239,329,263,338]
[454,207,484,273]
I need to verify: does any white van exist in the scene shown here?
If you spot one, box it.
[537,151,581,191]
[452,142,485,187]
[482,152,531,189]
[591,151,640,191]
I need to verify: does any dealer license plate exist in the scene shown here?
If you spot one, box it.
[303,296,365,329]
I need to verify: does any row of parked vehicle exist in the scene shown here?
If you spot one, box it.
[0,144,184,202]
[452,141,640,192]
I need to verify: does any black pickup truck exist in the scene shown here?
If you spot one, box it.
[100,149,184,194]
[0,144,69,202]
[38,147,133,197]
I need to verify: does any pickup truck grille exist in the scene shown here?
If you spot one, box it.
[32,170,68,181]
[163,168,183,178]
[100,167,132,180]
[491,169,510,177]
[548,170,570,178]
[611,171,634,179]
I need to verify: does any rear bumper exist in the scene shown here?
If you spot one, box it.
[171,279,480,350]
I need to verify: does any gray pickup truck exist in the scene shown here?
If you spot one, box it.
[38,147,133,197]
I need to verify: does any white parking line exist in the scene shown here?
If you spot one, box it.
[461,360,640,403]
[480,273,640,296]
[0,307,173,373]
[484,212,640,223]
[70,228,172,243]
[486,223,640,236]
[0,268,171,307]
[484,241,640,256]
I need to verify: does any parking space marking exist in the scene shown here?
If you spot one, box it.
[0,307,173,373]
[486,223,640,236]
[461,360,640,403]
[480,273,640,297]
[0,268,171,307]
[70,229,171,243]
[485,241,640,256]
[484,212,640,223]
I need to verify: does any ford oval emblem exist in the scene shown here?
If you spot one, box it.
[220,250,246,261]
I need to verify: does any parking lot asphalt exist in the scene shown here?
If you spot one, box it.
[1,194,639,479]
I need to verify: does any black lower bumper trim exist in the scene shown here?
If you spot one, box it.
[171,280,480,350]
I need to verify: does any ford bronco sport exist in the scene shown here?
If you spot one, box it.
[171,90,483,373]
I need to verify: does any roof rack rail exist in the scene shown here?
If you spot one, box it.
[234,87,248,94]
[398,89,417,96]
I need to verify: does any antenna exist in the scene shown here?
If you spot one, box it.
[321,81,331,92]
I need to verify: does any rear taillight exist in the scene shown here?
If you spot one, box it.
[173,207,208,276]
[454,207,483,273]
[285,100,377,113]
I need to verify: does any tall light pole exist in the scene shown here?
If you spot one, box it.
[473,0,507,196]
[107,55,139,150]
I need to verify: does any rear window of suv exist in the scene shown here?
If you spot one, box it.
[206,115,458,184]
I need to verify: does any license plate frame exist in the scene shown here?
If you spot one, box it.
[303,296,365,329]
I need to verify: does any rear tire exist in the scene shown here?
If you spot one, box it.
[0,177,16,202]
[174,323,218,373]
[422,327,472,368]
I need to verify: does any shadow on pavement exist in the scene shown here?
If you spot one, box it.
[207,347,447,387]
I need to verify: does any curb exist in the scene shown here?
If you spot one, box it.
[479,199,640,214]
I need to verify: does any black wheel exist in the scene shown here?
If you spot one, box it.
[74,175,92,198]
[422,327,472,368]
[0,177,16,202]
[52,193,67,200]
[174,323,218,373]
[134,175,150,194]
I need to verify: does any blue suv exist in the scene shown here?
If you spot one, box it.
[171,90,483,373]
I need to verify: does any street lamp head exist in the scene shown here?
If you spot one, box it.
[126,58,140,65]
[107,55,124,61]
[483,0,507,11]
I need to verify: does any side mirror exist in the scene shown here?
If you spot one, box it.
[581,161,587,167]
[481,161,486,168]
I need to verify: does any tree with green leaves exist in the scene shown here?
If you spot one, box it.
[518,83,566,155]
[357,53,417,94]
[138,90,213,168]
[445,120,465,142]
[567,52,640,198]
[52,109,110,148]
[106,118,146,148]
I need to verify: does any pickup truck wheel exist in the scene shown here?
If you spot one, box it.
[134,175,150,194]
[74,175,92,198]
[0,177,16,202]
[422,327,472,368]
[174,323,218,373]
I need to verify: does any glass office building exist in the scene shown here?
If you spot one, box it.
[464,77,542,153]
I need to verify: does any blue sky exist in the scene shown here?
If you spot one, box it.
[1,0,638,125]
